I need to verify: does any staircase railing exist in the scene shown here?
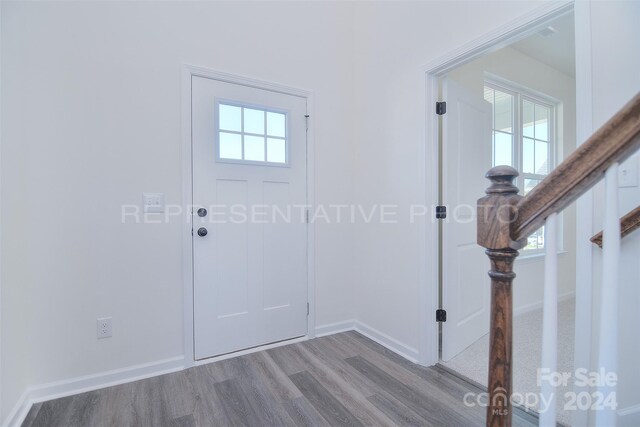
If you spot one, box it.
[477,92,640,427]
[591,205,640,248]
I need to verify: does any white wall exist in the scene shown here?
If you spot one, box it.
[350,0,545,357]
[446,46,577,314]
[587,1,640,424]
[1,1,356,421]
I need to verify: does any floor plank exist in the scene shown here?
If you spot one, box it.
[20,402,42,427]
[222,355,296,426]
[168,414,197,427]
[212,379,262,426]
[266,343,310,376]
[21,331,540,427]
[91,380,136,427]
[248,351,303,402]
[183,365,231,427]
[289,371,364,427]
[64,390,101,427]
[289,343,395,425]
[282,396,331,427]
[334,332,489,423]
[158,371,199,422]
[367,393,430,427]
[29,394,74,427]
[345,355,478,426]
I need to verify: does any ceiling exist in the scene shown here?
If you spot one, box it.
[510,12,575,77]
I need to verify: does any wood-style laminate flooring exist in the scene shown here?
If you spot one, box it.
[22,331,537,427]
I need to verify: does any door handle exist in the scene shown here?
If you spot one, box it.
[197,227,208,237]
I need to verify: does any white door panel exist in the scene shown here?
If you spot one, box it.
[192,76,308,359]
[442,77,493,361]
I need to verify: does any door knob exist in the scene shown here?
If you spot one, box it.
[197,208,207,217]
[197,227,208,237]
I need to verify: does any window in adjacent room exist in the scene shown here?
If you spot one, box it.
[484,81,556,251]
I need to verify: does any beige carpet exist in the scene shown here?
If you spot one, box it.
[442,298,575,426]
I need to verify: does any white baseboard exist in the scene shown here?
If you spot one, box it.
[314,320,356,337]
[2,390,30,427]
[514,291,576,317]
[3,356,184,427]
[315,319,420,363]
[353,321,420,363]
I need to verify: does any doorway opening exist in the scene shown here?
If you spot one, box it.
[431,8,577,425]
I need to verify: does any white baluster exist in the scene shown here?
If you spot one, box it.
[596,164,620,426]
[540,213,558,427]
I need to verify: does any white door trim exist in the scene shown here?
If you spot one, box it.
[419,0,592,367]
[181,65,316,367]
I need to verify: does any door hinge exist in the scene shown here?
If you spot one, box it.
[436,309,447,322]
[436,101,446,115]
[436,205,447,219]
[307,302,310,316]
[306,209,310,223]
[305,114,310,131]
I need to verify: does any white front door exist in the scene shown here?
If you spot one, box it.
[441,77,493,361]
[192,76,308,359]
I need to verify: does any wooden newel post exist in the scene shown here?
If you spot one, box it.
[477,166,526,427]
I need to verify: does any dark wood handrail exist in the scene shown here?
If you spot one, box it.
[591,205,640,248]
[513,93,640,241]
[477,92,640,427]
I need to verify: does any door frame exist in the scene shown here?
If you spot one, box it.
[181,65,316,367]
[419,0,593,379]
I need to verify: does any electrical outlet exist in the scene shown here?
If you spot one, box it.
[97,317,112,339]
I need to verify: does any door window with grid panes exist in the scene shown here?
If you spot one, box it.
[217,102,288,166]
[484,82,555,251]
